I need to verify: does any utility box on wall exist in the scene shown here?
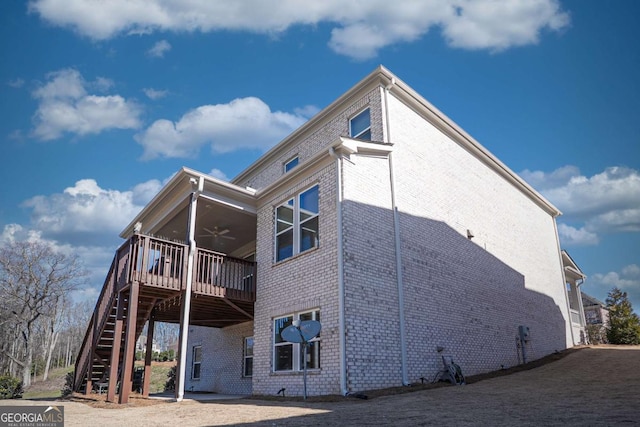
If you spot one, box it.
[518,325,530,342]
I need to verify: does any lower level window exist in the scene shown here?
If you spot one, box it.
[192,345,202,380]
[244,337,254,377]
[273,310,320,372]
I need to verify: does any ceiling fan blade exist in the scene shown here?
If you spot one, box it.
[217,229,230,235]
[203,227,215,234]
[220,235,236,240]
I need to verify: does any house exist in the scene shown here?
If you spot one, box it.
[582,293,610,344]
[562,250,588,345]
[73,66,579,402]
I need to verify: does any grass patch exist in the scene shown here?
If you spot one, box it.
[22,366,74,400]
[134,361,175,394]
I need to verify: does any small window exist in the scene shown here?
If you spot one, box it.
[350,108,371,140]
[244,337,254,377]
[284,156,299,173]
[192,345,202,380]
[273,310,320,372]
[275,185,319,262]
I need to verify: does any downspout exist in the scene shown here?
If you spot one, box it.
[384,79,409,386]
[576,277,587,339]
[553,218,576,347]
[329,146,348,396]
[177,176,203,401]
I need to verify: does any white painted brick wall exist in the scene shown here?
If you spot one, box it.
[185,322,253,395]
[250,89,385,397]
[252,164,341,397]
[341,154,402,391]
[385,92,571,383]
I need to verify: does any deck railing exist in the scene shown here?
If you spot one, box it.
[193,248,256,299]
[570,309,583,326]
[74,239,129,390]
[128,235,187,292]
[127,235,255,297]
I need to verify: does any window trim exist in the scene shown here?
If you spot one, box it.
[284,156,299,173]
[272,309,320,373]
[275,184,319,262]
[191,345,202,380]
[243,337,254,377]
[349,107,371,140]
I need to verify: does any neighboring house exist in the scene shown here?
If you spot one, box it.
[73,66,579,403]
[582,293,610,344]
[562,250,588,345]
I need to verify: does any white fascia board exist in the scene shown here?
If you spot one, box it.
[565,266,586,281]
[338,137,394,157]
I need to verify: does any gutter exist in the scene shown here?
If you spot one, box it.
[328,146,348,396]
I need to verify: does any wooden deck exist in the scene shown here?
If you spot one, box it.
[73,234,256,402]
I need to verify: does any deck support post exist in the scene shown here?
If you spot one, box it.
[84,314,98,395]
[142,314,155,397]
[176,179,201,401]
[119,283,140,404]
[107,292,125,402]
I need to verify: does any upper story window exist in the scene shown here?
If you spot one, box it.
[284,156,299,173]
[350,108,371,140]
[275,185,319,262]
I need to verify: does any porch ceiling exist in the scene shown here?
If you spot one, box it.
[121,168,257,256]
[156,200,256,255]
[151,292,254,328]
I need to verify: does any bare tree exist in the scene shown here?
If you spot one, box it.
[0,240,87,386]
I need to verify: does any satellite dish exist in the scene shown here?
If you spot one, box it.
[299,320,321,341]
[279,319,322,401]
[281,325,303,343]
[280,320,321,344]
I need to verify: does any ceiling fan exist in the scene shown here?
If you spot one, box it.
[198,226,236,241]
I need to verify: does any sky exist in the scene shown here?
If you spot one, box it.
[1,0,639,313]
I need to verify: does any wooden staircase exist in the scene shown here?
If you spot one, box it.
[73,234,256,403]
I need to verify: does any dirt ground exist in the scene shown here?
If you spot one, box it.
[3,345,639,426]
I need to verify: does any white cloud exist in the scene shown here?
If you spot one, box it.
[29,0,570,59]
[31,68,142,140]
[1,224,117,304]
[135,96,307,160]
[294,105,321,119]
[21,178,162,245]
[93,76,114,91]
[522,166,640,246]
[588,264,640,313]
[7,78,25,88]
[541,167,640,219]
[208,168,229,181]
[520,165,580,191]
[442,0,569,52]
[5,175,172,302]
[557,223,598,246]
[143,88,168,100]
[147,39,171,58]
